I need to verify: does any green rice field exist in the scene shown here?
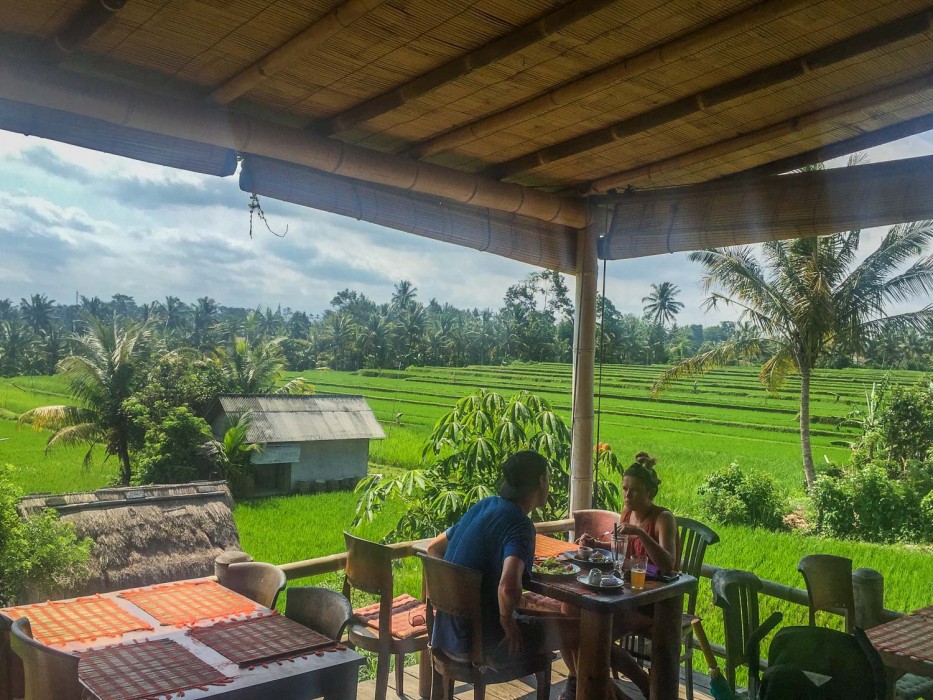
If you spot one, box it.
[1,364,930,659]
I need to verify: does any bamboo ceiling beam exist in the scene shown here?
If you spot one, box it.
[210,0,387,105]
[409,0,813,159]
[321,0,617,136]
[55,0,128,53]
[0,57,587,229]
[600,156,933,259]
[490,10,933,180]
[717,112,933,181]
[588,69,933,194]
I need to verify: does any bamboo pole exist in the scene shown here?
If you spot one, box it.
[210,0,388,105]
[491,10,933,180]
[323,0,617,135]
[55,0,128,53]
[569,205,601,513]
[410,0,813,158]
[589,68,933,193]
[0,61,588,228]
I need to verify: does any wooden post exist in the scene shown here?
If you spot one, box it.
[214,550,253,583]
[853,567,885,630]
[569,206,600,513]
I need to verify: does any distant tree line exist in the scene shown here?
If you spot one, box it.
[3,271,930,379]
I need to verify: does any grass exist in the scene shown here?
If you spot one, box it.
[1,364,929,658]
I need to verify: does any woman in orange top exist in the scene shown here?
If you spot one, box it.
[575,452,678,697]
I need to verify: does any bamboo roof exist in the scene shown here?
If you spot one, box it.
[0,0,931,261]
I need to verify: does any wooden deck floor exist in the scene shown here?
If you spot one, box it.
[356,658,716,699]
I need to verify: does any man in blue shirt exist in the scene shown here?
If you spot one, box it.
[425,451,560,663]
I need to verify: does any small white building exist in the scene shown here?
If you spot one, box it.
[206,394,385,495]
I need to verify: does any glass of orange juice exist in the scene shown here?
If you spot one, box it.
[630,555,648,589]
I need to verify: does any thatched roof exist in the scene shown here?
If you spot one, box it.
[17,482,241,602]
[0,1,931,265]
[207,394,386,443]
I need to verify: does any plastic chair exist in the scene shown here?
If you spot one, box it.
[8,618,81,700]
[285,586,352,640]
[418,553,552,700]
[759,626,887,700]
[797,554,855,633]
[0,613,24,700]
[220,561,287,609]
[712,569,783,698]
[343,532,429,700]
[614,517,719,700]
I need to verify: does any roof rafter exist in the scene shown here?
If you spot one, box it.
[490,9,933,180]
[210,0,388,105]
[588,68,933,194]
[55,0,129,53]
[321,0,617,136]
[409,0,813,159]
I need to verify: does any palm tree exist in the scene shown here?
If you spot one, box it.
[19,294,55,334]
[642,282,684,328]
[653,220,933,489]
[18,316,151,485]
[216,339,311,394]
[391,280,417,311]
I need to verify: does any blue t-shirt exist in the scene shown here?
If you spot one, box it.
[431,496,535,656]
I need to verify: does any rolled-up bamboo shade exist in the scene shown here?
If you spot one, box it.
[240,155,578,273]
[601,156,933,259]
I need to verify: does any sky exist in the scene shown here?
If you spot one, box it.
[0,128,931,326]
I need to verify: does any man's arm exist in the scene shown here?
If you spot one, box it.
[425,531,449,558]
[498,555,526,656]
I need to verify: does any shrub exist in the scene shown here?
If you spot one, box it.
[0,464,92,605]
[697,462,786,530]
[810,465,927,543]
[134,406,217,485]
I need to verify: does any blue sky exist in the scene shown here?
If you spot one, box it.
[0,129,931,325]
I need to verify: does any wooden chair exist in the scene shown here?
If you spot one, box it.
[797,554,856,633]
[418,553,551,700]
[220,561,287,609]
[614,516,719,700]
[285,586,352,640]
[572,508,619,542]
[8,618,82,700]
[343,532,429,700]
[711,569,783,699]
[1,613,24,700]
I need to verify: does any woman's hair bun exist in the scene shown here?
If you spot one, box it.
[625,452,661,495]
[634,451,657,470]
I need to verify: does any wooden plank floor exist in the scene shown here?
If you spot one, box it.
[356,657,716,699]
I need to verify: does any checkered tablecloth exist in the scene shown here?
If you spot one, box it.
[1,596,153,647]
[867,608,933,664]
[189,613,339,667]
[120,580,258,627]
[78,638,232,700]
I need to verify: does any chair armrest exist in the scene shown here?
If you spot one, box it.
[744,611,783,675]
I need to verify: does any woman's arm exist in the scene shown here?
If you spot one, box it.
[620,510,677,572]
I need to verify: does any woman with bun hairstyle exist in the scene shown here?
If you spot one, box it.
[569,451,678,698]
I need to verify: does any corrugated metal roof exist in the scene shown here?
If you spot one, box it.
[213,394,386,444]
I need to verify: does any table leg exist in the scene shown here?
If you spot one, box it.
[577,608,614,700]
[323,661,361,700]
[649,593,684,700]
[419,649,431,698]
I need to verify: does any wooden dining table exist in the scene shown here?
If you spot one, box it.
[527,569,697,700]
[2,578,364,700]
[866,606,933,700]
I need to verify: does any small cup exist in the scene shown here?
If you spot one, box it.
[587,568,602,586]
[577,545,593,559]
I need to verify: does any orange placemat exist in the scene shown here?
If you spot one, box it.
[535,534,577,558]
[120,580,258,627]
[354,594,427,640]
[868,611,933,663]
[79,638,232,700]
[1,596,153,647]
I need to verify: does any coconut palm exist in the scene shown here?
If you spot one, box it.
[653,220,933,489]
[18,316,151,485]
[216,338,311,394]
[19,294,55,334]
[642,282,684,328]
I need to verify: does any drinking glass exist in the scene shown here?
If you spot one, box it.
[630,555,648,589]
[611,534,629,577]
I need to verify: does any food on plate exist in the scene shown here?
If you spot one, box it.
[588,550,608,563]
[533,557,576,576]
[601,574,622,587]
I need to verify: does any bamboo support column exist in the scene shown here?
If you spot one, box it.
[569,207,601,513]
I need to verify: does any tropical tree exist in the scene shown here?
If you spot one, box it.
[642,282,684,328]
[215,338,312,394]
[653,220,933,489]
[18,316,152,485]
[20,294,56,334]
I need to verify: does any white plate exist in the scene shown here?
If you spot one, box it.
[576,574,625,591]
[532,562,581,579]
